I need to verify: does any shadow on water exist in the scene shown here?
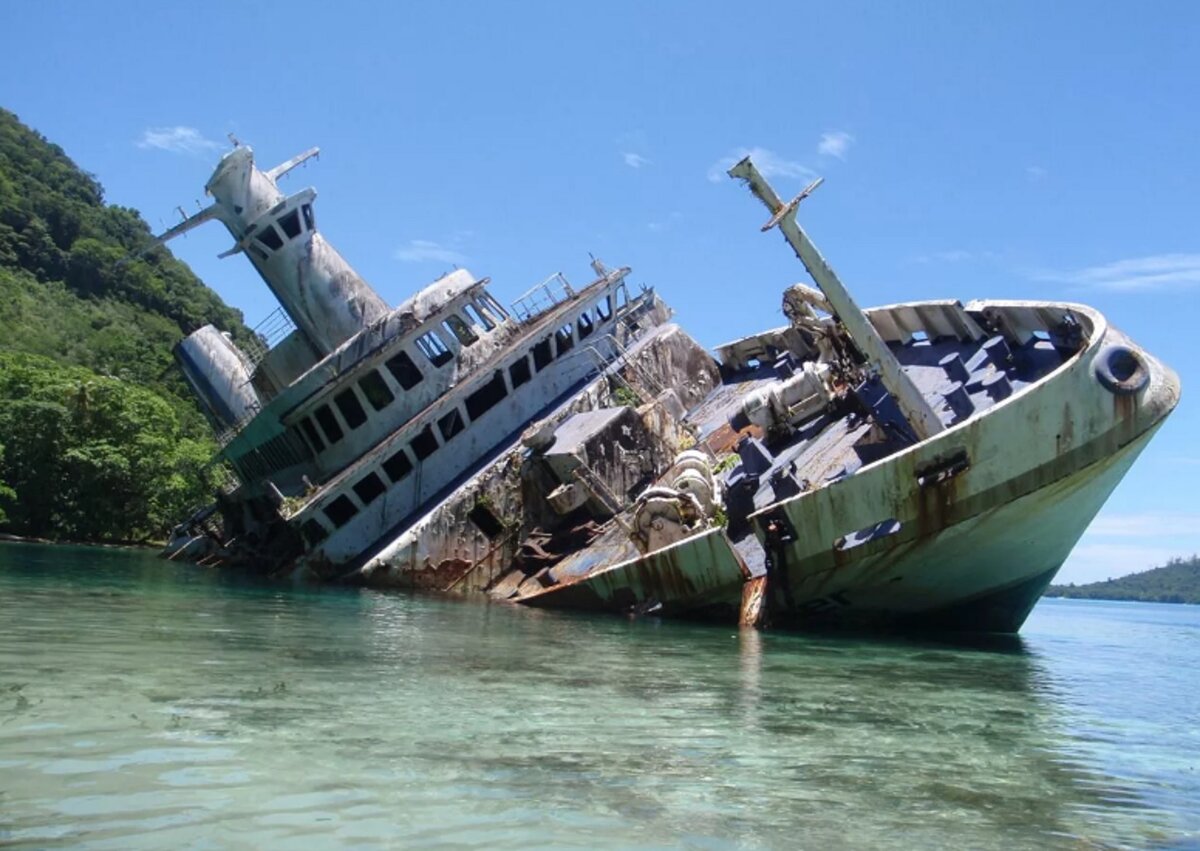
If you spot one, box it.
[0,543,1195,849]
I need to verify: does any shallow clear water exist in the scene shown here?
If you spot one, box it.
[0,543,1197,849]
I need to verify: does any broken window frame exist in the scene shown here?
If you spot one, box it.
[334,388,368,430]
[385,350,424,390]
[278,209,302,240]
[358,369,395,411]
[443,314,479,348]
[255,224,284,252]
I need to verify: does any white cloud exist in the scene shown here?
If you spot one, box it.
[1026,165,1047,181]
[1082,511,1200,538]
[707,146,816,183]
[1056,510,1200,584]
[817,130,854,160]
[1036,254,1200,293]
[394,239,466,265]
[623,152,650,169]
[136,126,221,156]
[1058,543,1187,585]
[648,211,682,232]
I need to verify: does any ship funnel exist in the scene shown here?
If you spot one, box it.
[174,325,262,432]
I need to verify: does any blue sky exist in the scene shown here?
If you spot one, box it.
[2,1,1196,583]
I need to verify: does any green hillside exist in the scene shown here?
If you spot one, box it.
[1045,555,1200,604]
[0,108,249,543]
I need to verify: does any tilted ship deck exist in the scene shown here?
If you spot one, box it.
[161,144,1180,634]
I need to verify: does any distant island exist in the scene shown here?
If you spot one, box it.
[1044,555,1200,604]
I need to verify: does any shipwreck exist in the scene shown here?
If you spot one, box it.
[160,143,1180,634]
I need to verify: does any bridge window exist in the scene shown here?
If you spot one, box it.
[464,301,494,331]
[509,355,532,389]
[314,404,344,444]
[323,495,358,529]
[532,337,553,372]
[410,424,439,461]
[382,448,413,482]
[438,408,466,442]
[334,388,367,430]
[596,295,613,322]
[301,204,315,231]
[479,292,508,321]
[352,472,387,506]
[255,224,284,252]
[358,369,394,411]
[443,315,478,347]
[555,323,575,356]
[300,417,325,452]
[278,210,302,240]
[466,371,507,420]
[415,331,454,367]
[385,351,423,390]
[577,311,595,340]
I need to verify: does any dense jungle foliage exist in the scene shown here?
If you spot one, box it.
[1045,555,1200,605]
[0,108,251,542]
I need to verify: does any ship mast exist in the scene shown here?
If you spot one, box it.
[728,157,945,440]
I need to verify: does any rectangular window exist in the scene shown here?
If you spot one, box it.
[301,203,315,232]
[438,408,466,442]
[255,225,284,251]
[382,448,414,482]
[352,472,387,506]
[300,417,325,452]
[334,388,367,430]
[314,404,344,444]
[323,495,358,528]
[410,424,439,460]
[479,292,508,321]
[466,371,507,420]
[532,337,553,371]
[443,315,478,347]
[415,331,454,367]
[577,312,595,340]
[464,301,495,331]
[358,369,395,411]
[555,323,575,356]
[385,351,423,390]
[300,519,328,546]
[278,210,302,240]
[596,295,613,322]
[509,355,532,389]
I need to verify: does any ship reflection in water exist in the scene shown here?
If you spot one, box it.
[1,544,1196,848]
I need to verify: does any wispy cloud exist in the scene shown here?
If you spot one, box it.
[623,152,650,169]
[1026,165,1047,181]
[1057,510,1200,584]
[707,146,816,184]
[1087,512,1200,537]
[817,130,854,160]
[648,211,682,232]
[137,126,221,156]
[394,239,466,265]
[1036,254,1200,293]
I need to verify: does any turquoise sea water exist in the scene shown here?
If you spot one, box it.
[0,542,1197,849]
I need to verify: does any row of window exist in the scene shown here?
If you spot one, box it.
[247,203,316,262]
[293,296,509,457]
[300,292,619,545]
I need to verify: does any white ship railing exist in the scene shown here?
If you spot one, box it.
[510,273,576,323]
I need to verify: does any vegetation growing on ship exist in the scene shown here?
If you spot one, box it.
[0,108,251,542]
[1045,556,1200,605]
